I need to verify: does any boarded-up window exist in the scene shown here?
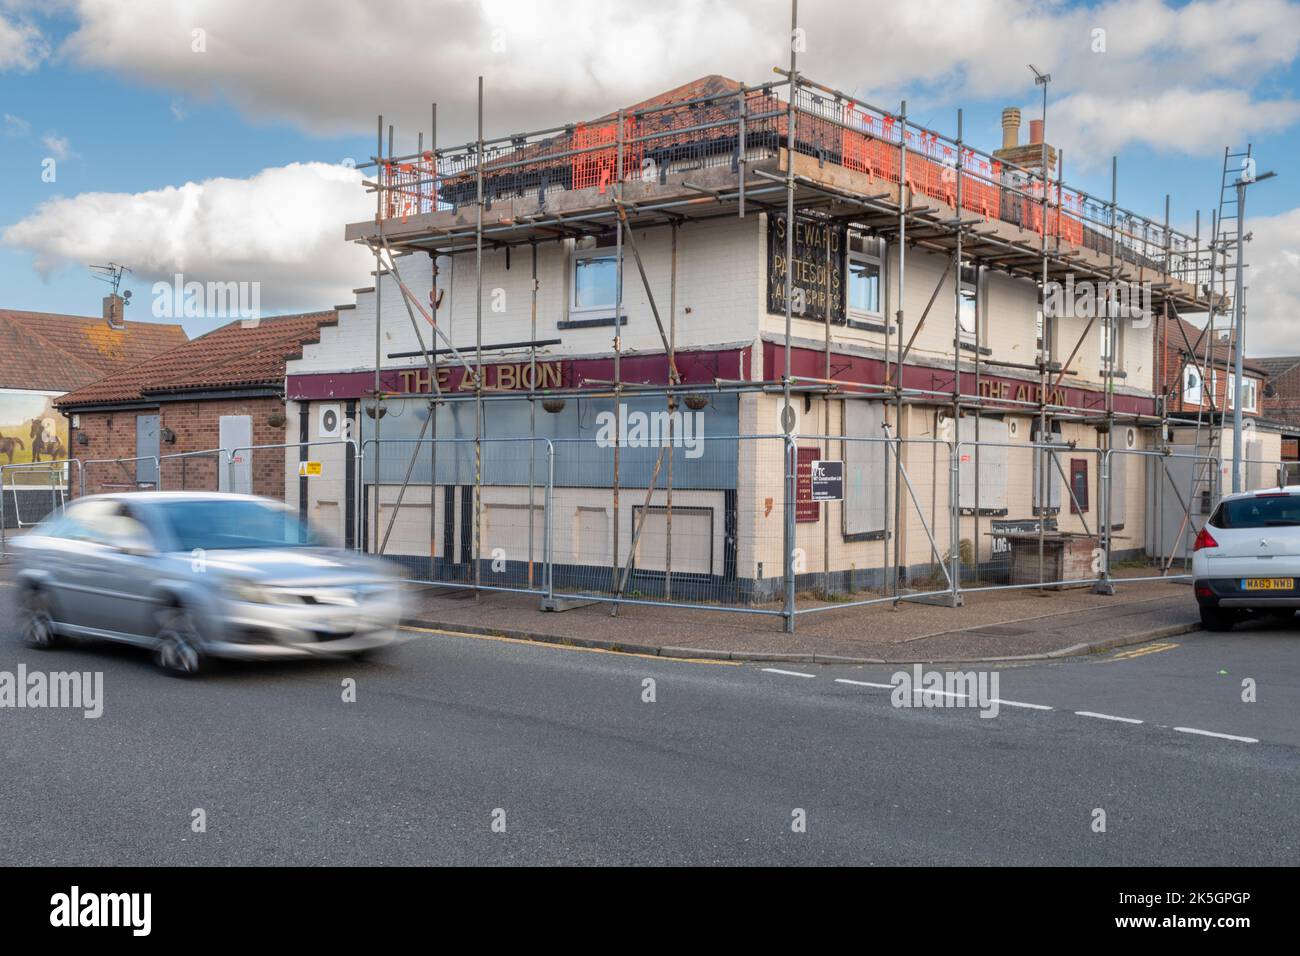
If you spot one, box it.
[1031,423,1063,515]
[1109,452,1127,529]
[842,401,887,537]
[631,506,713,574]
[482,503,545,561]
[957,416,1008,514]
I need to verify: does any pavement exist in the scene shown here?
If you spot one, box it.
[403,577,1203,664]
[0,569,1295,864]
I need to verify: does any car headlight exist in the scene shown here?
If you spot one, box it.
[231,582,299,605]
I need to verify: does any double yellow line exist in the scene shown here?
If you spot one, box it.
[1109,641,1179,662]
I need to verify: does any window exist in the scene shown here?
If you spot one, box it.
[1183,363,1203,405]
[958,263,978,341]
[1100,316,1116,367]
[1234,374,1259,412]
[1210,493,1300,529]
[1068,458,1090,514]
[1223,373,1259,412]
[846,233,883,318]
[571,236,621,313]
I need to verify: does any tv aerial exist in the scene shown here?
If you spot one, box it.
[89,262,133,303]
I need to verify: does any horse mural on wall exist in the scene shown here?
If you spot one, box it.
[0,435,23,464]
[29,417,66,462]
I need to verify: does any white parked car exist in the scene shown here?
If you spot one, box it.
[1192,486,1300,631]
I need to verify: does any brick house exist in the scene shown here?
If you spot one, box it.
[57,312,337,498]
[1,301,185,527]
[1157,314,1269,419]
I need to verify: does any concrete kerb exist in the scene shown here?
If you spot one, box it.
[400,615,1202,665]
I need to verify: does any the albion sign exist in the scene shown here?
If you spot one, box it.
[396,361,564,393]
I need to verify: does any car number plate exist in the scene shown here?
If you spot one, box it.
[1241,578,1294,591]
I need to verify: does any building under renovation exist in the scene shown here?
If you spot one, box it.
[279,67,1275,627]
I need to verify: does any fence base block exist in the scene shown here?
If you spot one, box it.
[1091,579,1116,596]
[901,590,963,608]
[540,596,601,613]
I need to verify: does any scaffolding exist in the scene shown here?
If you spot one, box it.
[340,8,1238,632]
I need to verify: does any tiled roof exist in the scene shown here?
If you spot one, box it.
[1252,356,1300,380]
[0,310,187,392]
[57,311,337,408]
[1166,315,1268,377]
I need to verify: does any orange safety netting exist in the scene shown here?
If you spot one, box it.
[571,117,641,193]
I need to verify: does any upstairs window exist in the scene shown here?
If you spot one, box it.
[846,233,883,319]
[572,236,621,313]
[958,263,978,342]
[1183,363,1203,405]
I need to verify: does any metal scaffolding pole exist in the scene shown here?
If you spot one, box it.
[473,76,484,597]
[892,99,907,602]
[782,0,799,633]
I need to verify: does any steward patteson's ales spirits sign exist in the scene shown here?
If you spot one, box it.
[767,212,846,324]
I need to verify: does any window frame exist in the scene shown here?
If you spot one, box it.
[570,237,623,317]
[958,262,978,342]
[845,234,884,321]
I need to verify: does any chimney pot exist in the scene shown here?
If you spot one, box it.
[1000,107,1021,150]
[1029,119,1044,145]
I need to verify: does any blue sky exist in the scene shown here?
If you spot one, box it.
[2,0,1298,348]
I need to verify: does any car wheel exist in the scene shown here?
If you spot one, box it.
[155,608,204,677]
[1199,606,1238,632]
[19,588,59,650]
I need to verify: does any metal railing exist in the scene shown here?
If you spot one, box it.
[376,73,1204,284]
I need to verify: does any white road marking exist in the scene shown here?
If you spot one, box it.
[1174,726,1259,744]
[761,668,816,679]
[914,688,968,700]
[991,698,1053,711]
[1075,711,1144,724]
[834,678,894,689]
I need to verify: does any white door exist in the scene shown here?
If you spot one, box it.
[218,415,253,494]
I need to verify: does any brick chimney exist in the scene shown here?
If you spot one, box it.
[103,293,126,330]
[993,106,1057,172]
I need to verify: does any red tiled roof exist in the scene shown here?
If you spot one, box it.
[0,310,187,392]
[56,311,337,408]
[1165,315,1268,378]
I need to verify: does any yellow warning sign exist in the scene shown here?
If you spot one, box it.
[298,461,322,477]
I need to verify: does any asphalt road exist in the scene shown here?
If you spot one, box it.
[0,575,1296,866]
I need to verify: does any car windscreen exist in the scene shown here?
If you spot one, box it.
[1211,494,1300,529]
[150,499,328,551]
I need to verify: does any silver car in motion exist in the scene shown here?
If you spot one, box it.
[11,492,404,675]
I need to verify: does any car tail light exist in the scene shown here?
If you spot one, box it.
[1195,584,1213,598]
[1193,527,1219,552]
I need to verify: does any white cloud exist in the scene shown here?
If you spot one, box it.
[1051,89,1300,167]
[0,11,47,71]
[2,161,376,312]
[3,112,30,136]
[1241,206,1300,356]
[40,132,72,160]
[48,0,1300,162]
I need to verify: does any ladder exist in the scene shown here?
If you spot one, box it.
[1179,145,1250,564]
